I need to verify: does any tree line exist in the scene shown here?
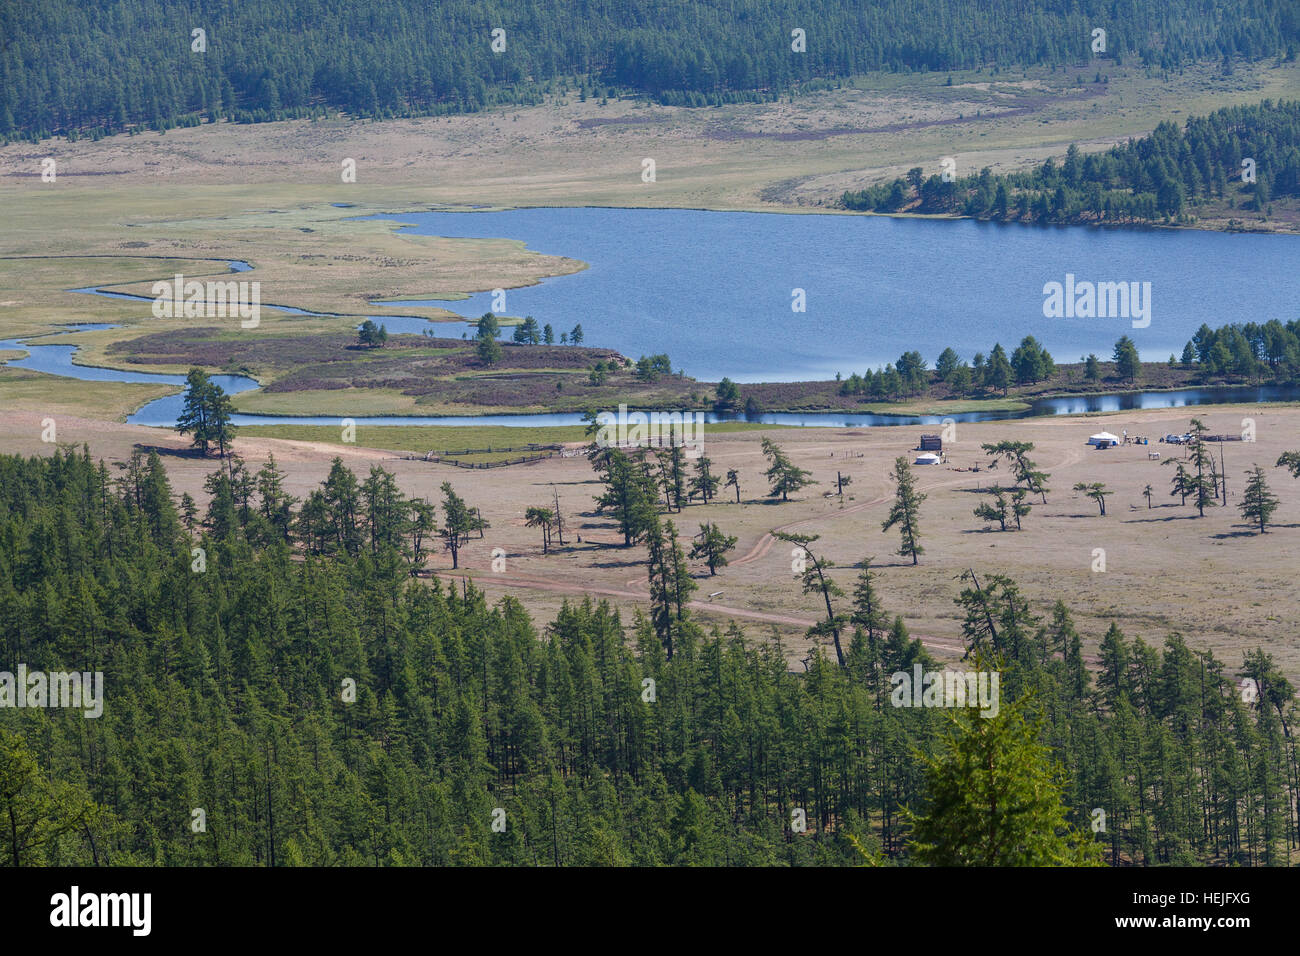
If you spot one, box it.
[837,334,1149,401]
[6,1,1299,141]
[844,100,1300,224]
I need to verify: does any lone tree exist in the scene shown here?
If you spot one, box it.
[907,685,1104,866]
[690,522,737,575]
[476,332,502,366]
[761,438,815,501]
[1142,484,1154,509]
[689,455,720,504]
[1112,335,1141,383]
[357,319,388,348]
[525,505,555,553]
[835,470,853,502]
[475,312,502,366]
[1073,481,1112,516]
[775,531,846,667]
[175,368,236,463]
[973,485,1010,531]
[1239,465,1279,533]
[714,377,741,410]
[725,468,741,504]
[981,440,1049,501]
[439,481,486,569]
[882,456,926,565]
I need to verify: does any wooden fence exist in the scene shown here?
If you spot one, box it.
[397,450,556,469]
[422,443,561,456]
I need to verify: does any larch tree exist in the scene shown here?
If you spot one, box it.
[882,456,926,564]
[724,468,741,504]
[907,687,1105,867]
[439,481,485,569]
[1238,465,1279,533]
[689,522,736,575]
[761,438,815,501]
[775,531,847,667]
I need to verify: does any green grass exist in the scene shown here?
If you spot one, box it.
[238,420,786,453]
[0,367,179,422]
[854,397,1032,416]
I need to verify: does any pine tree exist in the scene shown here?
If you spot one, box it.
[439,481,484,568]
[525,506,555,553]
[974,485,1010,531]
[882,457,926,564]
[761,438,815,501]
[850,558,889,647]
[690,522,736,575]
[645,519,696,659]
[775,531,847,667]
[593,449,659,546]
[175,368,236,460]
[1238,465,1279,532]
[1073,481,1112,515]
[908,688,1104,866]
[689,455,720,504]
[724,468,741,504]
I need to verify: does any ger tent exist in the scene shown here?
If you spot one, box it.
[914,452,942,465]
[1087,432,1120,447]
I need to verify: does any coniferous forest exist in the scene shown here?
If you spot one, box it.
[843,101,1300,223]
[2,447,1296,866]
[3,0,1300,141]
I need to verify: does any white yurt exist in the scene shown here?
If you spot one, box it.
[914,452,942,465]
[1086,432,1120,447]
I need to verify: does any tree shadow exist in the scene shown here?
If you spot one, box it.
[132,443,209,460]
[589,554,646,569]
[1122,513,1208,523]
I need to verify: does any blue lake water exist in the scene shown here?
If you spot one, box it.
[363,208,1300,383]
[6,219,1300,429]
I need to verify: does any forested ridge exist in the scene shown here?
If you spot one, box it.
[1,447,1296,866]
[843,100,1300,223]
[3,0,1299,140]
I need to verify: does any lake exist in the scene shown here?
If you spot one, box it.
[365,207,1300,382]
[6,211,1300,429]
